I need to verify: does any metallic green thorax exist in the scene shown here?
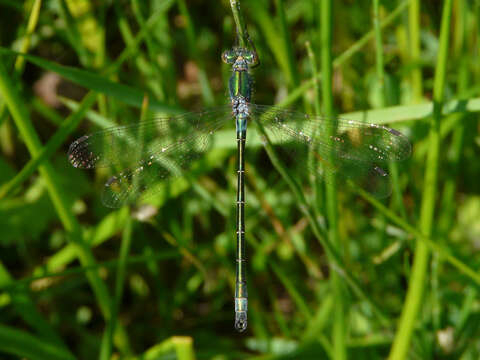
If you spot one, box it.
[222,46,258,332]
[228,59,253,133]
[229,70,252,102]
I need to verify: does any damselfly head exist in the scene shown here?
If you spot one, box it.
[222,47,259,69]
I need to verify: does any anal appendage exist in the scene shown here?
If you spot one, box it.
[234,297,248,332]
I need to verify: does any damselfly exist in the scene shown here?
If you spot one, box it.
[68,45,411,332]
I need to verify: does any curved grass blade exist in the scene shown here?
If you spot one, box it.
[68,106,233,207]
[250,104,411,198]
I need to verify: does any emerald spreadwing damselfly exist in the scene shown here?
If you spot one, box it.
[68,42,411,332]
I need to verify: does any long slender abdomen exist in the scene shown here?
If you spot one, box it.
[234,127,247,332]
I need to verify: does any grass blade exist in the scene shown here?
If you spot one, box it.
[388,0,454,358]
[320,1,346,358]
[409,0,423,102]
[0,47,182,114]
[0,262,67,348]
[0,53,131,353]
[0,91,97,199]
[0,324,76,360]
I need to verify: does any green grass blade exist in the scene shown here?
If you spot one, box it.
[389,2,454,357]
[274,0,300,88]
[65,0,105,67]
[270,261,312,321]
[0,47,183,114]
[115,0,177,102]
[372,0,409,264]
[277,0,409,108]
[31,209,129,278]
[0,262,67,348]
[32,97,64,125]
[373,0,385,107]
[57,0,91,66]
[432,0,471,334]
[14,0,42,72]
[130,0,168,102]
[134,336,196,360]
[340,97,480,124]
[305,41,323,218]
[228,0,249,47]
[0,91,97,200]
[1,250,180,293]
[355,187,480,287]
[99,218,133,360]
[409,0,423,102]
[0,324,76,360]
[320,1,346,359]
[0,54,131,352]
[0,0,42,127]
[248,1,291,80]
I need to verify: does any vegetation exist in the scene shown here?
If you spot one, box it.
[0,0,479,359]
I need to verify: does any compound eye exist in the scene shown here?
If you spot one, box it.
[222,50,236,64]
[244,51,258,65]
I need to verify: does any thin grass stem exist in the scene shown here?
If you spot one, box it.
[388,1,454,358]
[229,0,249,47]
[275,0,300,89]
[99,218,133,360]
[320,1,346,358]
[305,41,323,218]
[432,0,470,334]
[409,0,423,102]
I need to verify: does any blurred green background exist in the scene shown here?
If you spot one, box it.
[0,0,479,359]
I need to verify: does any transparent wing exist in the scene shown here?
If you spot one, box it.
[250,104,411,198]
[68,106,233,208]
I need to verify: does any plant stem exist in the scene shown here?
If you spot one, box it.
[229,0,249,47]
[0,262,68,349]
[0,324,76,360]
[409,0,423,102]
[433,0,469,334]
[275,0,299,88]
[320,1,346,359]
[373,0,385,107]
[306,41,323,216]
[388,0,453,358]
[100,218,133,360]
[15,0,42,72]
[373,0,408,253]
[0,0,42,149]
